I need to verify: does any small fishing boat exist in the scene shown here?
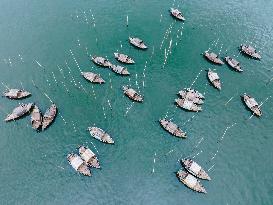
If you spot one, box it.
[79,146,100,169]
[110,64,130,75]
[3,89,31,99]
[242,94,262,117]
[175,98,202,112]
[178,91,204,104]
[159,118,186,138]
[31,105,42,130]
[114,53,135,64]
[207,69,221,90]
[129,37,147,49]
[91,56,112,67]
[122,86,143,102]
[176,169,207,193]
[240,44,261,59]
[204,51,224,65]
[181,159,211,180]
[42,104,57,130]
[225,56,243,72]
[5,103,33,122]
[170,8,185,21]
[179,88,205,99]
[81,72,105,84]
[88,127,114,144]
[67,153,91,176]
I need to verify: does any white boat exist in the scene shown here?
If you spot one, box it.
[88,127,114,144]
[242,94,262,117]
[159,118,186,138]
[129,37,147,49]
[81,72,105,84]
[114,53,135,64]
[170,8,185,21]
[175,98,202,112]
[207,69,221,90]
[181,159,211,180]
[123,86,143,102]
[5,103,33,122]
[240,44,261,59]
[204,51,224,65]
[67,153,91,176]
[4,89,31,99]
[79,146,100,169]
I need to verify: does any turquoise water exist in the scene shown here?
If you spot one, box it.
[0,0,273,204]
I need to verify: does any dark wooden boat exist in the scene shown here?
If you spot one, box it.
[123,86,143,102]
[225,56,243,72]
[204,51,224,65]
[159,118,186,138]
[88,127,114,144]
[67,153,91,176]
[170,8,185,21]
[129,37,147,49]
[5,103,33,122]
[181,159,211,180]
[42,104,57,130]
[79,146,100,169]
[81,72,105,84]
[207,69,221,90]
[3,89,31,99]
[240,44,261,59]
[242,94,262,117]
[114,53,135,64]
[31,105,42,130]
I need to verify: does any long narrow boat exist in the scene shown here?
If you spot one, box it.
[204,51,224,65]
[178,91,204,104]
[181,159,211,180]
[240,44,261,59]
[91,56,112,67]
[176,169,207,193]
[5,103,33,122]
[42,104,57,130]
[159,118,186,138]
[207,69,221,90]
[3,89,31,99]
[179,88,205,99]
[81,72,105,84]
[67,153,91,176]
[242,94,262,117]
[114,53,135,64]
[110,65,130,75]
[175,98,202,112]
[88,127,114,144]
[170,8,185,21]
[225,56,243,72]
[123,86,143,102]
[129,37,147,49]
[79,146,100,169]
[31,105,42,130]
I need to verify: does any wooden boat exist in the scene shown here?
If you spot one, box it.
[159,118,186,138]
[240,44,261,59]
[207,69,221,90]
[91,56,112,67]
[42,104,57,130]
[179,88,205,99]
[170,8,185,21]
[79,146,100,169]
[81,72,105,84]
[31,105,42,130]
[176,169,207,193]
[122,86,143,102]
[225,56,243,72]
[88,127,114,144]
[204,51,224,65]
[3,89,31,99]
[110,65,130,75]
[67,153,91,176]
[242,94,262,117]
[178,91,204,104]
[5,103,33,122]
[181,159,211,180]
[175,98,202,112]
[129,37,147,49]
[114,53,135,64]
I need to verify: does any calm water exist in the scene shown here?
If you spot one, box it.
[0,0,272,204]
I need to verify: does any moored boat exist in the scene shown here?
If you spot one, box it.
[159,118,186,138]
[170,8,185,21]
[91,56,112,67]
[179,88,205,99]
[176,169,207,193]
[31,105,42,130]
[81,72,105,84]
[242,94,262,117]
[225,56,243,72]
[110,64,130,75]
[42,104,57,130]
[207,69,221,90]
[181,159,211,180]
[67,153,91,176]
[175,98,202,112]
[114,53,135,64]
[5,103,33,122]
[79,146,100,169]
[129,37,147,49]
[240,44,261,59]
[204,51,224,65]
[178,91,204,104]
[3,89,31,99]
[88,127,114,144]
[123,86,143,102]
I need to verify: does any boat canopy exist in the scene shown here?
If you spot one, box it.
[71,156,84,170]
[81,149,95,162]
[183,100,193,110]
[190,162,202,173]
[184,174,197,186]
[209,72,219,81]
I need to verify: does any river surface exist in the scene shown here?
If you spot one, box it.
[0,0,272,204]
